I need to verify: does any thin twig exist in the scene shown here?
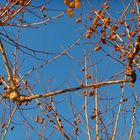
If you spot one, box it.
[84,55,92,140]
[112,76,126,140]
[1,0,32,24]
[1,107,17,140]
[19,75,70,140]
[95,67,99,140]
[0,40,20,99]
[51,98,70,140]
[128,107,136,140]
[19,78,132,102]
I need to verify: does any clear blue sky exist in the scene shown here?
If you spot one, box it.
[0,1,140,140]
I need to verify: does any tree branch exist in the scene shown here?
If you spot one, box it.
[19,78,132,102]
[0,40,20,100]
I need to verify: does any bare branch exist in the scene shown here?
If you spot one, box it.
[19,78,132,102]
[0,41,20,100]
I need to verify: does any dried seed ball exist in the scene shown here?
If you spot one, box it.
[129,31,136,37]
[0,80,2,85]
[94,45,101,52]
[61,125,64,129]
[81,67,85,72]
[90,113,96,120]
[83,90,87,96]
[19,0,25,6]
[47,106,52,112]
[138,18,140,26]
[101,30,106,37]
[42,14,46,18]
[79,81,83,87]
[74,128,78,135]
[58,118,61,122]
[67,8,74,17]
[24,80,29,90]
[102,2,109,10]
[35,115,39,122]
[64,0,70,5]
[68,1,75,8]
[75,0,81,8]
[110,34,116,41]
[11,126,15,131]
[88,15,92,20]
[36,102,41,106]
[49,118,53,122]
[1,122,5,128]
[130,9,135,15]
[18,18,22,22]
[40,5,46,12]
[78,118,81,123]
[96,10,101,14]
[53,113,58,117]
[93,16,100,25]
[100,37,106,44]
[74,119,77,125]
[86,32,92,38]
[39,117,44,124]
[11,10,15,14]
[123,98,128,102]
[89,90,95,97]
[120,32,126,37]
[86,27,94,38]
[75,2,80,8]
[132,107,136,113]
[103,18,110,26]
[75,18,82,23]
[111,25,118,31]
[82,105,85,109]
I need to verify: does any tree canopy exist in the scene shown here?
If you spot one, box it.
[0,0,140,140]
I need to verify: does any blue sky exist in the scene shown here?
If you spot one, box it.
[0,0,140,140]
